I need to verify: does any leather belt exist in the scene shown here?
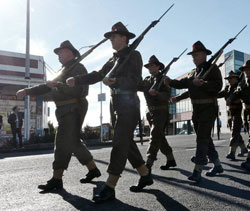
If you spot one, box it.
[191,98,217,105]
[111,88,136,95]
[55,98,82,107]
[148,105,168,111]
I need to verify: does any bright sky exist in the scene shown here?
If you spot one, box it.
[0,0,249,127]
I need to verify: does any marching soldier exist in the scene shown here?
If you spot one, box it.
[164,41,224,182]
[67,22,153,203]
[227,60,250,171]
[16,40,101,191]
[139,55,176,172]
[218,70,247,160]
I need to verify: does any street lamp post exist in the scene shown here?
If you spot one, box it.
[24,0,30,141]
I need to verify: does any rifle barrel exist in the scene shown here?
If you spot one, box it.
[234,25,247,39]
[177,48,188,58]
[158,3,175,21]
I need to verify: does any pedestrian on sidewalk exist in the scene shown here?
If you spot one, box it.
[8,106,23,148]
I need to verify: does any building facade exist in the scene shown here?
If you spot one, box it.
[0,50,49,136]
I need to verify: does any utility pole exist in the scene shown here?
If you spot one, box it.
[24,0,30,141]
[98,82,106,142]
[100,82,103,142]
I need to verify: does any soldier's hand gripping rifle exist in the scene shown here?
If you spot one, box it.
[150,48,187,91]
[198,25,247,80]
[108,4,174,78]
[53,38,108,81]
[174,54,233,102]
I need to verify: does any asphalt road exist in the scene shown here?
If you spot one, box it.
[0,133,250,211]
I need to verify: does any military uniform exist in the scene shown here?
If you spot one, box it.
[217,71,247,159]
[170,61,222,165]
[229,61,250,170]
[75,46,145,175]
[167,41,223,181]
[25,59,93,170]
[139,55,176,170]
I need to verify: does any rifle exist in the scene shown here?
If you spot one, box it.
[53,38,108,81]
[108,4,174,78]
[173,53,235,103]
[151,48,187,91]
[217,53,232,68]
[198,25,247,80]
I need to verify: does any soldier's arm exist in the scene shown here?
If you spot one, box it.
[25,84,52,96]
[200,65,223,93]
[175,91,189,102]
[228,86,242,102]
[74,58,114,86]
[57,65,88,97]
[217,86,228,98]
[169,77,189,89]
[111,51,142,90]
[137,78,151,92]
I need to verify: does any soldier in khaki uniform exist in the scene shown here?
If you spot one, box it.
[16,41,101,191]
[228,60,250,171]
[164,41,224,182]
[218,71,247,160]
[139,55,176,172]
[67,22,153,203]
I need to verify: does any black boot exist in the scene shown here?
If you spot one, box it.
[188,170,201,182]
[146,163,152,174]
[80,168,101,183]
[190,156,196,164]
[237,148,248,157]
[93,185,115,203]
[38,177,63,191]
[226,152,236,160]
[205,165,224,177]
[130,173,153,192]
[241,158,250,171]
[160,160,177,170]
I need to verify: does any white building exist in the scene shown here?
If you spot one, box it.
[0,50,49,135]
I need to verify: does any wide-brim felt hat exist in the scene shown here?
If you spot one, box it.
[239,60,250,71]
[54,40,80,58]
[104,22,135,39]
[187,41,212,55]
[144,55,165,70]
[224,70,239,79]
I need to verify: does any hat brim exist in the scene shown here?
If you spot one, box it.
[187,49,212,55]
[104,31,135,39]
[144,62,165,70]
[239,66,250,71]
[54,47,80,58]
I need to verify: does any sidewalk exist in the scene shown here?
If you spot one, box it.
[0,136,150,153]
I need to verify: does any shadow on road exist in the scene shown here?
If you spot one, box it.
[140,188,190,211]
[155,168,250,210]
[0,149,54,159]
[39,182,147,211]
